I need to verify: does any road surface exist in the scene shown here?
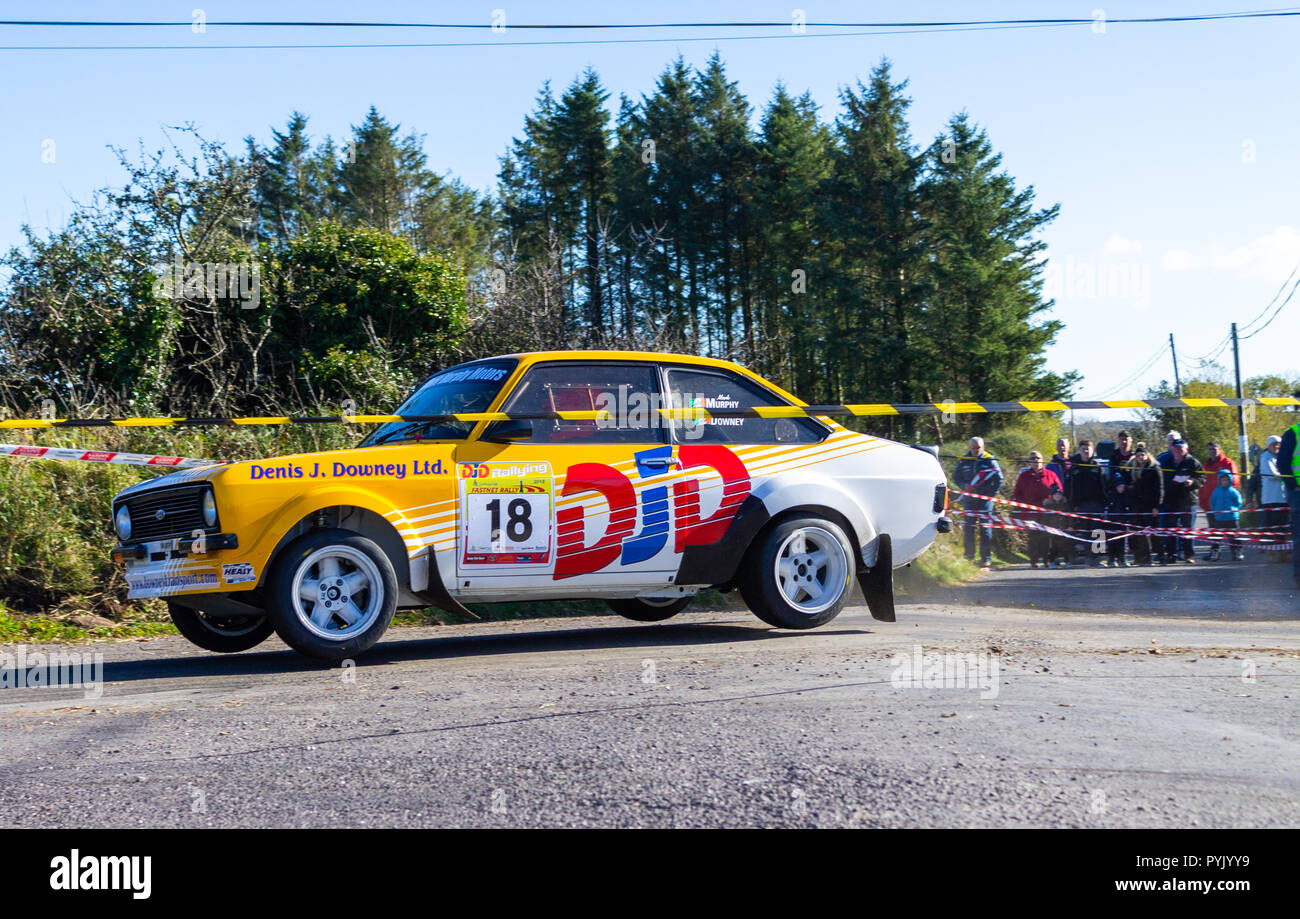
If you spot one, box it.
[1,558,1296,827]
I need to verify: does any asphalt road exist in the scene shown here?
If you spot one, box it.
[1,559,1297,828]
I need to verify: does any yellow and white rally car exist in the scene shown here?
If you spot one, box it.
[111,351,950,659]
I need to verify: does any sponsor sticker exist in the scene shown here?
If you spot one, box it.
[125,571,220,598]
[222,562,257,584]
[458,462,554,566]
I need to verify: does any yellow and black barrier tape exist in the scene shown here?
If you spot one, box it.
[0,396,1296,429]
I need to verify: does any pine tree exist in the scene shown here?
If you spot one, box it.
[337,107,430,237]
[638,58,703,348]
[609,93,655,343]
[753,86,833,393]
[692,54,757,356]
[249,112,321,245]
[825,60,929,429]
[551,69,614,342]
[921,112,1072,436]
[499,84,570,334]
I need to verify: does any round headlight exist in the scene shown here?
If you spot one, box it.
[114,505,132,540]
[201,490,218,528]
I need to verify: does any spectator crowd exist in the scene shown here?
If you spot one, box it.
[951,424,1300,588]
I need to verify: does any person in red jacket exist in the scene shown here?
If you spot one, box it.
[1013,451,1065,568]
[1198,440,1238,513]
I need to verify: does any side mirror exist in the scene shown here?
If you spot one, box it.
[485,419,532,442]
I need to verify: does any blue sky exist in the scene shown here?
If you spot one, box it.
[2,1,1298,401]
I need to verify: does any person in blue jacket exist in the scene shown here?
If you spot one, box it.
[953,436,1004,568]
[1207,467,1244,562]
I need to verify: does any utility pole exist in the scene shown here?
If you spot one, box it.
[1231,322,1249,483]
[1170,332,1186,430]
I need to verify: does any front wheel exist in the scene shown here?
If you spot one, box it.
[266,528,397,660]
[606,596,690,622]
[167,602,275,653]
[739,516,855,629]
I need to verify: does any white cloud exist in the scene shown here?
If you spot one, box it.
[1159,226,1300,280]
[1208,226,1300,280]
[1102,234,1143,255]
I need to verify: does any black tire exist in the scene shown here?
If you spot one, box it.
[265,528,397,660]
[739,515,856,630]
[606,596,690,622]
[167,601,275,653]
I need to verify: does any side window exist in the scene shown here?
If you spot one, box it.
[666,368,827,445]
[489,362,665,445]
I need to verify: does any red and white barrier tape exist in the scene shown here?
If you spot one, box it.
[0,444,219,469]
[949,509,1293,550]
[947,487,1287,537]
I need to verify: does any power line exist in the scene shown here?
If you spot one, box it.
[1239,258,1300,334]
[1095,341,1170,398]
[0,25,1077,52]
[3,8,1300,29]
[1239,273,1300,340]
[1189,332,1232,366]
[0,7,1298,50]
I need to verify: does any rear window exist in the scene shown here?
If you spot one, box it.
[666,367,826,445]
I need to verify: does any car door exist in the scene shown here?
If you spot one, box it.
[452,360,678,598]
[660,364,832,571]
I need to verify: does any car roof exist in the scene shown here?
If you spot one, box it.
[427,350,809,411]
[498,350,752,372]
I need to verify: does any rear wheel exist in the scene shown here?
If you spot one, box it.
[739,516,855,630]
[167,602,274,653]
[266,528,397,660]
[606,596,690,622]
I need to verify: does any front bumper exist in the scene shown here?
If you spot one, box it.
[111,532,238,563]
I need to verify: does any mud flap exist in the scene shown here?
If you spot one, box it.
[858,533,896,623]
[418,562,481,620]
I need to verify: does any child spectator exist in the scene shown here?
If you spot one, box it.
[1198,441,1238,513]
[1207,468,1244,562]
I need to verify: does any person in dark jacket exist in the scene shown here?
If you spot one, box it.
[1108,432,1137,567]
[1127,443,1164,565]
[1159,438,1205,563]
[953,436,1003,568]
[1066,440,1111,567]
[1044,437,1074,566]
[1278,418,1299,588]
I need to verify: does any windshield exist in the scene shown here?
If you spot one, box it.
[359,359,517,447]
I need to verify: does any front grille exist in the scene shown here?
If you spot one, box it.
[119,487,210,542]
